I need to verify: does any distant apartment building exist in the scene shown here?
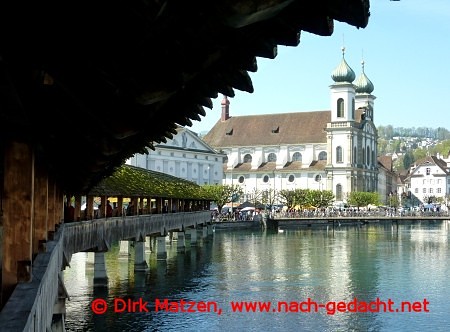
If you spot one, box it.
[403,153,450,209]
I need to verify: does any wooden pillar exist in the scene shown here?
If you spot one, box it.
[117,196,123,217]
[100,196,107,218]
[56,186,64,225]
[74,195,82,221]
[147,196,151,214]
[131,197,138,215]
[139,197,144,215]
[87,196,94,220]
[33,164,48,256]
[48,178,56,234]
[2,141,34,306]
[157,197,162,214]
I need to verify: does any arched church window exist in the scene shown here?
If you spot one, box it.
[337,98,344,118]
[243,154,252,163]
[267,153,277,162]
[353,146,357,164]
[238,176,245,184]
[288,174,295,182]
[336,184,343,200]
[318,151,327,161]
[263,175,269,183]
[292,152,302,162]
[336,146,343,163]
[366,147,370,165]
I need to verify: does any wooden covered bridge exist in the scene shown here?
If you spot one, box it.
[0,0,370,330]
[0,164,213,331]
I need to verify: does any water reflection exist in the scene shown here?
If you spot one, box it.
[64,222,450,331]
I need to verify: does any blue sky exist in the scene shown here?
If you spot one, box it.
[190,0,450,135]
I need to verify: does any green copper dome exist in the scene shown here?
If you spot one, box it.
[331,47,355,83]
[355,60,374,94]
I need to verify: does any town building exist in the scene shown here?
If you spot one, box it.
[202,49,379,205]
[378,155,397,205]
[402,153,450,209]
[127,126,225,185]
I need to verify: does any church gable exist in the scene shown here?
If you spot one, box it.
[162,127,218,153]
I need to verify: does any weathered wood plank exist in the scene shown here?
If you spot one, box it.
[2,141,34,304]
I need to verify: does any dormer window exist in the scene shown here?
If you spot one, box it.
[271,126,279,133]
[226,128,233,135]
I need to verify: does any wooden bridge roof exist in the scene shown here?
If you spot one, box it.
[88,164,209,200]
[0,1,370,194]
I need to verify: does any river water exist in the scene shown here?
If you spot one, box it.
[63,221,450,331]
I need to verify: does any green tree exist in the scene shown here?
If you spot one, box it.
[306,189,335,208]
[412,148,427,161]
[293,188,310,209]
[388,193,400,208]
[430,139,450,156]
[347,191,379,208]
[402,151,414,170]
[201,184,242,213]
[278,189,296,209]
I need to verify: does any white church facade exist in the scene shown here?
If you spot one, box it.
[203,49,380,205]
[127,126,225,186]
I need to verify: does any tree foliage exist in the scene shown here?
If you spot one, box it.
[347,191,379,208]
[402,151,414,170]
[201,184,243,213]
[278,189,334,209]
[377,125,450,140]
[278,189,296,209]
[306,190,335,208]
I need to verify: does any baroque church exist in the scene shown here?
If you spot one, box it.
[203,48,379,205]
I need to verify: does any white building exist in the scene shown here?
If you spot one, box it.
[404,154,450,208]
[127,126,225,185]
[203,49,379,204]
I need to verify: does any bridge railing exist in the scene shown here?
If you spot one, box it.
[63,210,211,257]
[0,211,211,331]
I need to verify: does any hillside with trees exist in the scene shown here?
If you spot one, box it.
[377,125,450,172]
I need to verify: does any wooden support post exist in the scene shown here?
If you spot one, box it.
[33,164,48,257]
[87,196,94,220]
[2,142,34,306]
[74,195,82,221]
[48,178,56,233]
[100,196,107,218]
[117,196,123,217]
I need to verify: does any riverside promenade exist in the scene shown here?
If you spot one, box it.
[214,210,450,230]
[275,215,450,228]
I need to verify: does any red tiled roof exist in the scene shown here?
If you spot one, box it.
[378,155,392,171]
[203,111,330,148]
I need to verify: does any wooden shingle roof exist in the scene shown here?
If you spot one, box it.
[88,164,209,199]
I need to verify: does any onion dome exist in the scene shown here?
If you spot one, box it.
[355,60,374,94]
[331,47,355,83]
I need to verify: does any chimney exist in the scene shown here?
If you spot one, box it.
[221,95,230,122]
